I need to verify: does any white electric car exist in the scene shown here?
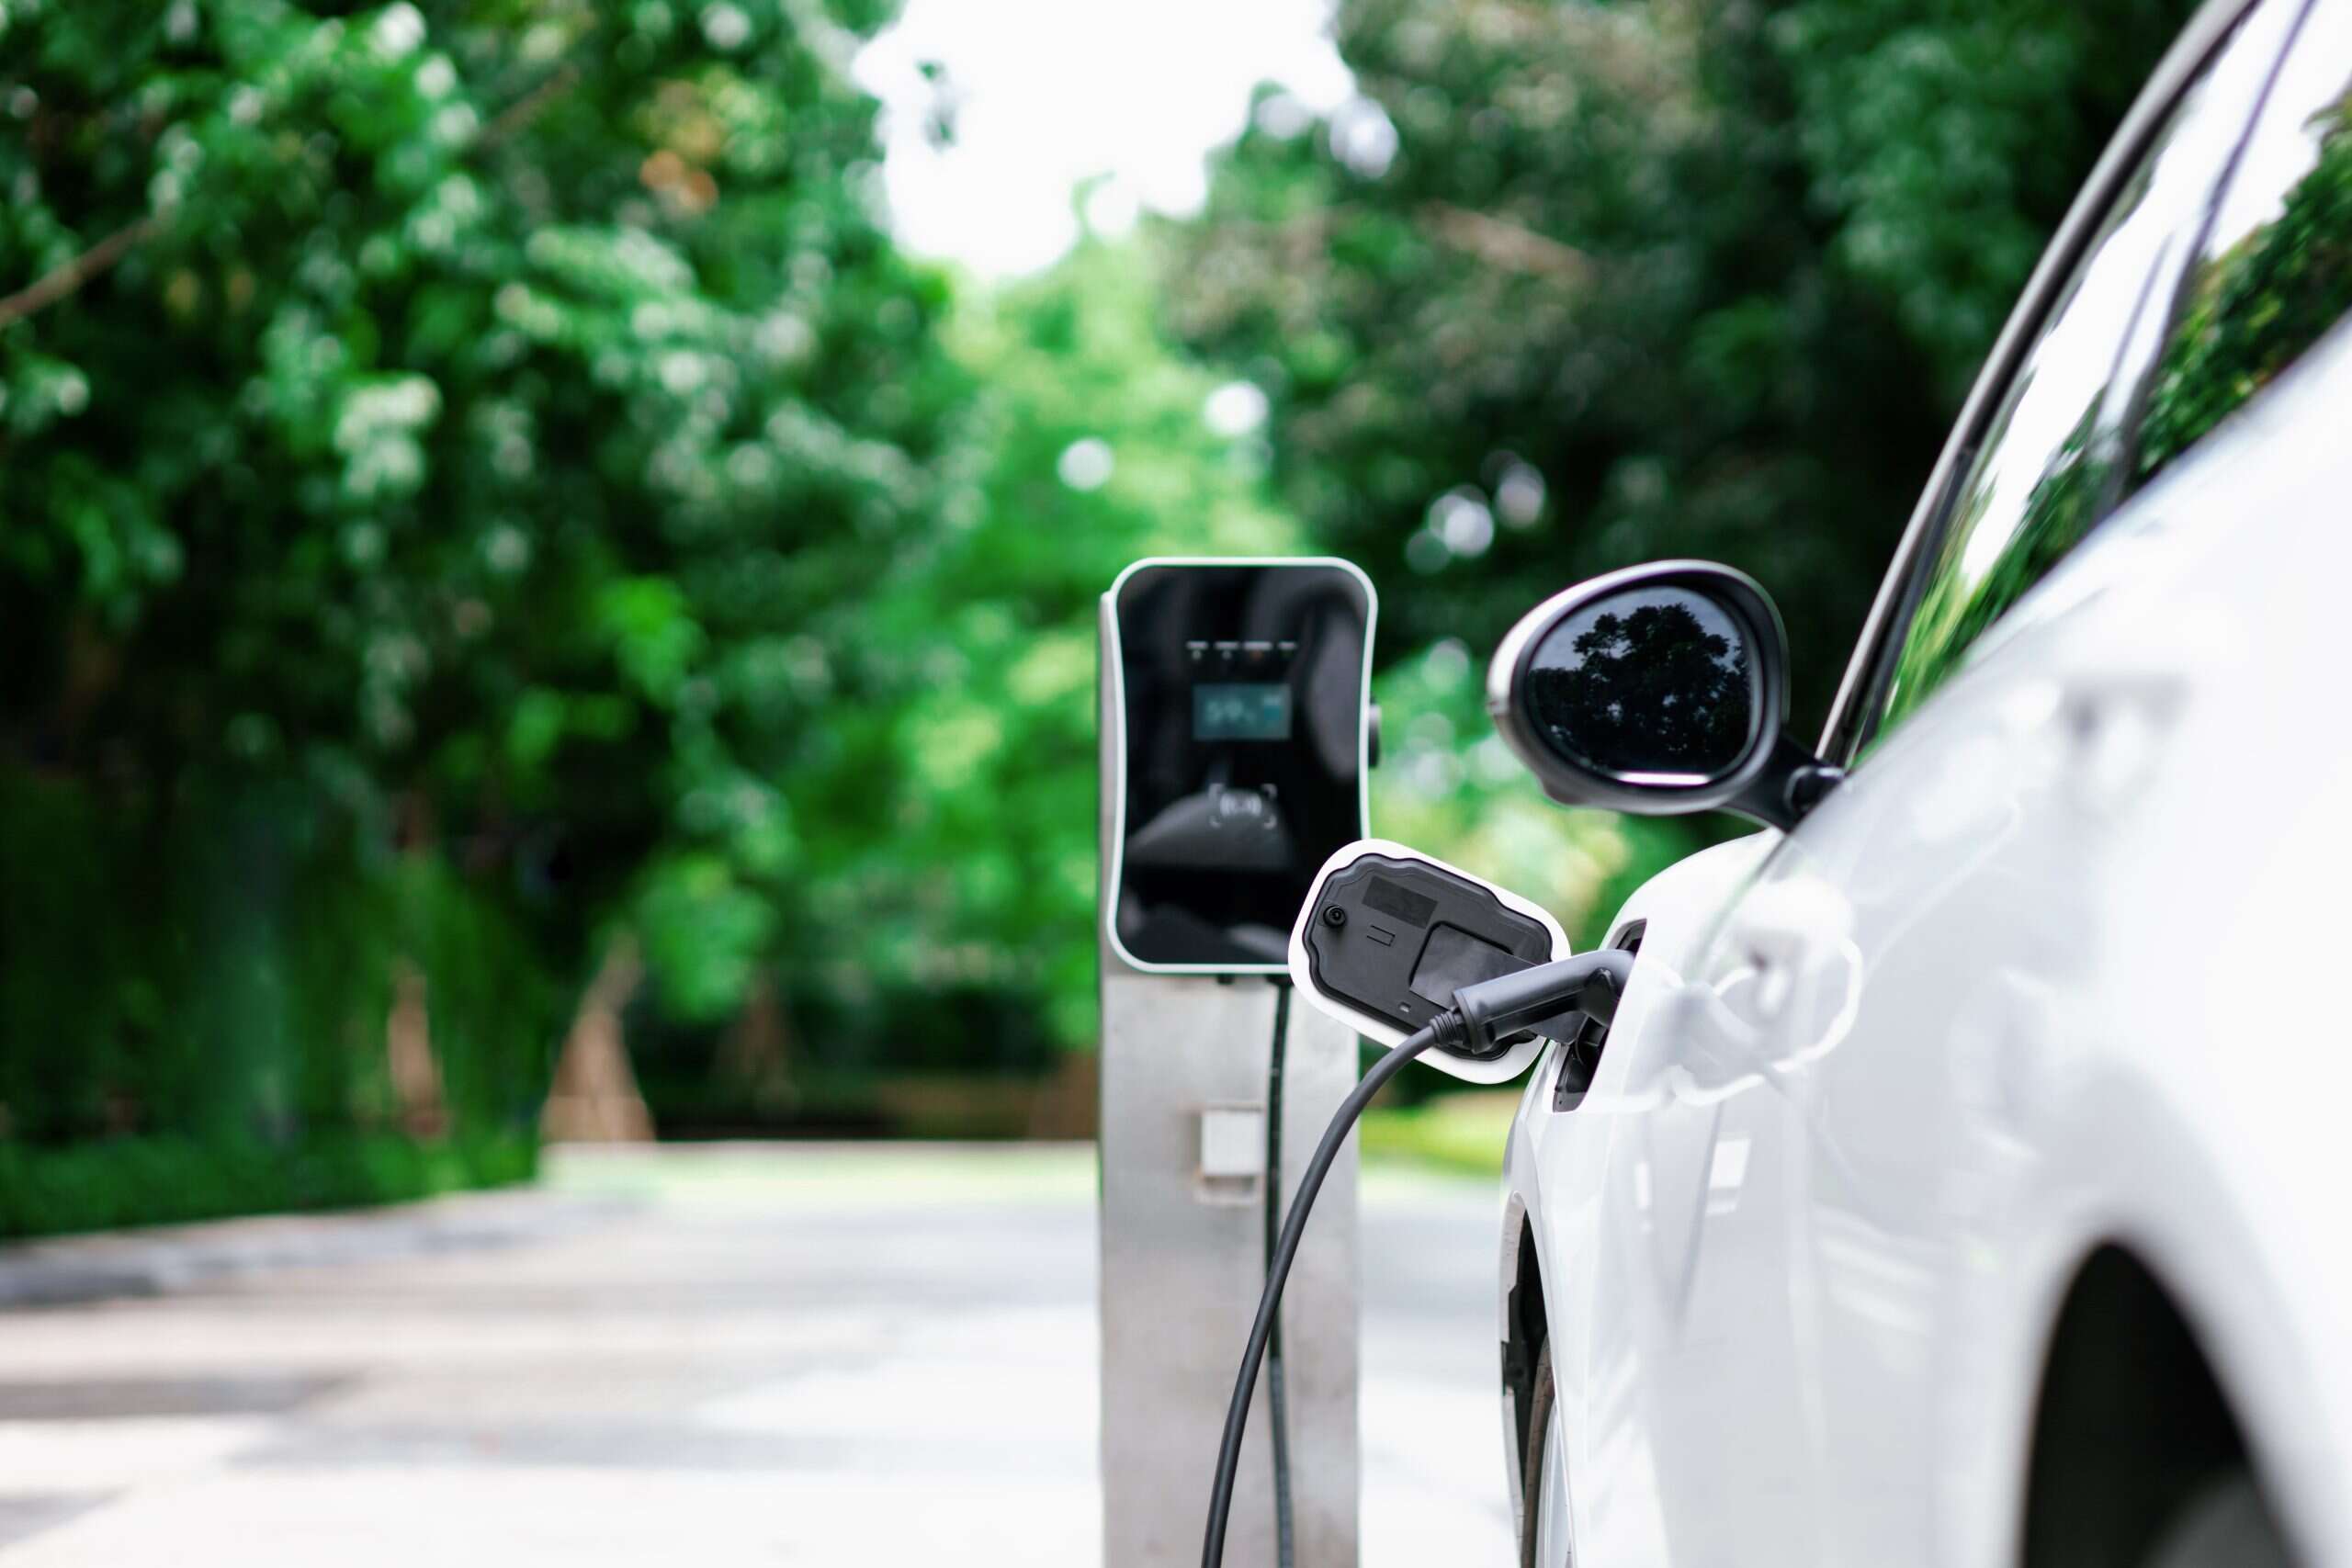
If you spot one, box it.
[1486,2,2352,1563]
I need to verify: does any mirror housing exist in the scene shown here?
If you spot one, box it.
[1486,561,1842,831]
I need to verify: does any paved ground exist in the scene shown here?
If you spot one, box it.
[0,1144,1515,1565]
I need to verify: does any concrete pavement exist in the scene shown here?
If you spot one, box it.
[0,1144,1516,1565]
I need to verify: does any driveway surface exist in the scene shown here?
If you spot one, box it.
[0,1144,1515,1564]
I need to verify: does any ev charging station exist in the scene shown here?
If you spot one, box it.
[1098,558,1375,1568]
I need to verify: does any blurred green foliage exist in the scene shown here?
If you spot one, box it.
[842,237,1303,1045]
[0,1129,535,1239]
[1360,1089,1517,1179]
[2,0,971,1211]
[1166,0,2195,729]
[629,235,1309,1112]
[0,768,555,1139]
[0,0,2203,1213]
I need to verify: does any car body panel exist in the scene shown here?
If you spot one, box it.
[1504,300,2352,1568]
[1501,831,1779,1552]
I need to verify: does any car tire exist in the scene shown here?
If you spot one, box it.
[2143,1472,2291,1568]
[1520,1339,1566,1568]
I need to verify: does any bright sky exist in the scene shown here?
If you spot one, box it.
[852,0,1357,276]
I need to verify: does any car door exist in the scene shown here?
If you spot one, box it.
[1566,5,2312,1564]
[1660,5,2319,1565]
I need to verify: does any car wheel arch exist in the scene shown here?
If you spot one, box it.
[2022,1241,2284,1568]
[1501,1207,1548,1496]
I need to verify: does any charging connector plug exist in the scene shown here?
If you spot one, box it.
[1447,948,1634,1060]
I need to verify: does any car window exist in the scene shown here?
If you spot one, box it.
[1869,0,2301,741]
[2132,2,2352,487]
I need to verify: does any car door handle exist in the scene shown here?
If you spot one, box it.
[2048,632,2197,813]
[1727,877,1851,1022]
[2056,654,2188,731]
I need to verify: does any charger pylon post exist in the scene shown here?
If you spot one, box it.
[1097,558,1373,1568]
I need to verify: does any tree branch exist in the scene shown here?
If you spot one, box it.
[0,211,168,332]
[0,51,582,335]
[475,63,581,152]
[1420,202,1592,284]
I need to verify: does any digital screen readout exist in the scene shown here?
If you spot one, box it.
[1193,682,1294,741]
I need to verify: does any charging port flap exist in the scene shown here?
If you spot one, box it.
[1286,838,1569,1083]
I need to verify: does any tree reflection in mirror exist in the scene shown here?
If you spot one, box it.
[1521,588,1755,784]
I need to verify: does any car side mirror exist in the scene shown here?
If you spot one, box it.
[1486,561,1842,831]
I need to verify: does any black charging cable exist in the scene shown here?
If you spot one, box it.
[1200,949,1634,1568]
[1262,980,1295,1568]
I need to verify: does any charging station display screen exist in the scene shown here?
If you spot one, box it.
[1111,562,1371,969]
[1193,683,1293,741]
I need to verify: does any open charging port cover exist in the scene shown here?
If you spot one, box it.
[1287,838,1570,1083]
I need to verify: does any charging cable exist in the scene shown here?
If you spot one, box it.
[1262,980,1295,1568]
[1200,949,1634,1568]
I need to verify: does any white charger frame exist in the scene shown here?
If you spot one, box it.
[1285,837,1571,1084]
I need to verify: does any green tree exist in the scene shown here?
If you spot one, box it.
[0,0,963,1161]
